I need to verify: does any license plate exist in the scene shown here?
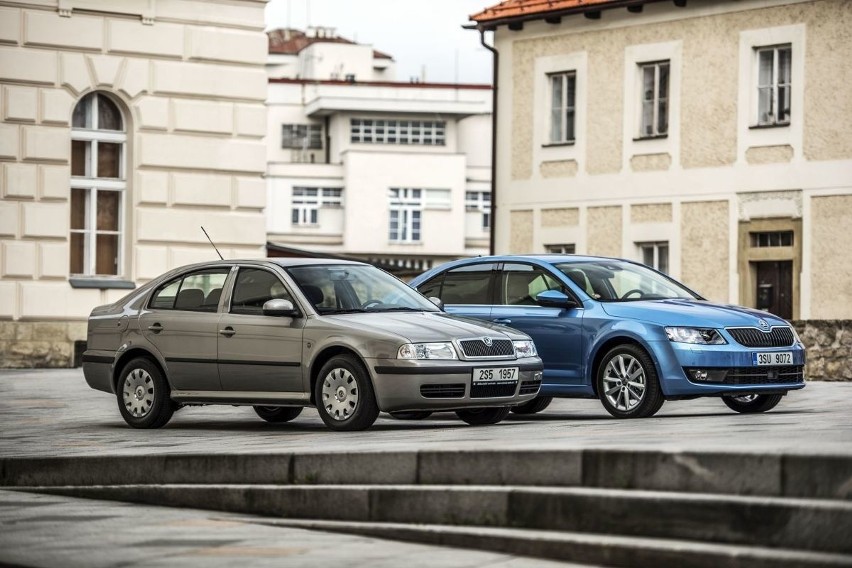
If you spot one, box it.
[753,352,793,366]
[472,367,518,384]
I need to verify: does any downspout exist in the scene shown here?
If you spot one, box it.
[479,28,498,256]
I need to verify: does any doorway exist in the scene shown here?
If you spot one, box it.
[754,261,793,319]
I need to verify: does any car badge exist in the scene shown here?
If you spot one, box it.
[482,337,493,347]
[758,319,770,331]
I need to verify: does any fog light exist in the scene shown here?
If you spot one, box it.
[687,368,728,383]
[692,369,709,381]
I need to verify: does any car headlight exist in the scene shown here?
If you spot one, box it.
[397,342,458,360]
[664,327,727,345]
[513,340,538,358]
[790,326,804,346]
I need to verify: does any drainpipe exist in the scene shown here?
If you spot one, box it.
[479,28,498,256]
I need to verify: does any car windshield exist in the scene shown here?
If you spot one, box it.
[287,264,440,314]
[554,260,700,302]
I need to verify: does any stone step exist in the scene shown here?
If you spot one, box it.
[16,483,852,555]
[3,449,851,500]
[252,519,852,568]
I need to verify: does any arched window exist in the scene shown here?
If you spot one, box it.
[70,92,127,277]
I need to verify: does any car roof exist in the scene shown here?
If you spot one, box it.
[169,257,368,273]
[453,254,629,265]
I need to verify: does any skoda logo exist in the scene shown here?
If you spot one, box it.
[758,319,770,331]
[482,337,493,347]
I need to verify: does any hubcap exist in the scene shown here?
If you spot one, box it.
[321,367,359,421]
[122,368,155,418]
[731,394,759,403]
[602,354,646,412]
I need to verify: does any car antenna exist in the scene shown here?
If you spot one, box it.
[201,226,224,260]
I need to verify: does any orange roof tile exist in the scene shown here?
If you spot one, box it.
[268,28,393,60]
[471,0,646,25]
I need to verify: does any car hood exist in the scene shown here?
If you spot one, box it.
[599,299,790,328]
[322,311,526,343]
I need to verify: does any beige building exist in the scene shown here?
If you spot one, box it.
[471,0,852,320]
[0,0,269,367]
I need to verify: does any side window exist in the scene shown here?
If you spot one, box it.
[231,268,293,315]
[149,269,229,312]
[501,263,567,306]
[435,263,495,305]
[417,274,444,299]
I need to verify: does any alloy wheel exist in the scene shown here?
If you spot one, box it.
[602,353,646,412]
[321,367,359,421]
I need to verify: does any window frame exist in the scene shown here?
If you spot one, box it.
[70,92,127,278]
[388,188,423,243]
[637,241,670,274]
[465,191,492,231]
[637,60,670,139]
[754,44,792,127]
[350,118,446,146]
[291,187,343,227]
[545,244,576,254]
[547,71,577,145]
[281,123,323,149]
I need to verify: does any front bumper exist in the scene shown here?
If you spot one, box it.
[654,339,807,397]
[369,358,543,412]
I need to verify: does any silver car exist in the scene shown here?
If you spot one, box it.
[82,259,543,431]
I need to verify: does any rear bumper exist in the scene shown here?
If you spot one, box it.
[369,358,543,413]
[82,350,116,394]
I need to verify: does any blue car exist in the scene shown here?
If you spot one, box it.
[409,255,806,419]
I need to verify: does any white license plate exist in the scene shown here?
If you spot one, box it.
[472,367,518,384]
[753,352,793,366]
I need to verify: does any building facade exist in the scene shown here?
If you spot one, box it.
[0,0,269,367]
[471,0,852,320]
[265,28,493,274]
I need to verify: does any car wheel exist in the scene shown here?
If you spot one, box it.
[116,357,175,429]
[253,406,303,423]
[456,407,511,426]
[315,355,379,431]
[389,411,433,420]
[510,396,553,415]
[722,393,783,414]
[596,344,664,419]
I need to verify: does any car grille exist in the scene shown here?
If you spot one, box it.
[726,326,795,348]
[471,382,517,398]
[519,378,542,395]
[420,383,465,398]
[458,338,514,358]
[684,366,804,385]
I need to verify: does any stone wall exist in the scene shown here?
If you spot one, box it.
[0,321,86,368]
[792,320,852,381]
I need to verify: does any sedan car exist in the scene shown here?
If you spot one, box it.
[82,259,542,431]
[410,255,805,419]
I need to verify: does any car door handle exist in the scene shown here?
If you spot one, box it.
[492,318,512,324]
[147,323,163,333]
[219,326,236,337]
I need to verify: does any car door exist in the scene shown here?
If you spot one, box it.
[217,266,305,393]
[490,262,585,390]
[139,267,231,392]
[416,262,496,321]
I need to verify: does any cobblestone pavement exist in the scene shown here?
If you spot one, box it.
[1,369,850,458]
[0,490,581,568]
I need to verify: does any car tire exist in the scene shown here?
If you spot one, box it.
[253,406,303,423]
[116,357,175,429]
[722,393,783,414]
[456,407,511,426]
[389,411,433,420]
[511,396,553,415]
[596,344,664,419]
[315,355,379,431]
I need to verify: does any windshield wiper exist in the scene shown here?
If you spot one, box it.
[372,306,425,312]
[326,308,368,314]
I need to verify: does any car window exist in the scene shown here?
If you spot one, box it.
[554,260,699,301]
[500,263,567,306]
[428,263,495,305]
[231,268,294,315]
[417,274,444,299]
[149,269,230,312]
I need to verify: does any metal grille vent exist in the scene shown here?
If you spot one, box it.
[727,327,795,348]
[458,338,514,358]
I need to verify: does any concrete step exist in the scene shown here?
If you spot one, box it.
[15,484,852,555]
[3,449,852,500]
[252,519,852,568]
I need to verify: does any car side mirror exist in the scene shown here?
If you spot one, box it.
[262,298,298,317]
[428,296,445,310]
[535,290,578,309]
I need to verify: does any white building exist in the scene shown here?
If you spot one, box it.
[470,0,852,321]
[0,0,269,367]
[264,28,493,274]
